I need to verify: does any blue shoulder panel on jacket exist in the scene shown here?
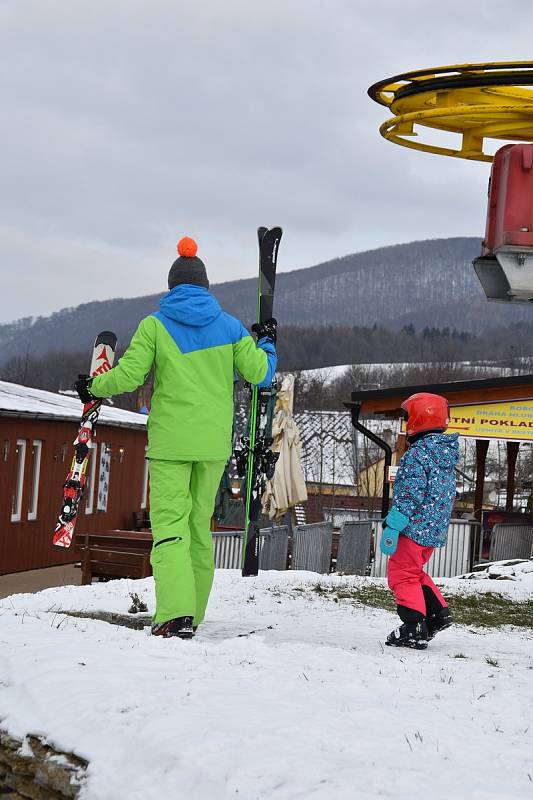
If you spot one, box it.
[256,338,277,387]
[153,311,245,354]
[224,313,250,344]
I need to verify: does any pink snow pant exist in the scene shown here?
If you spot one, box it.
[387,535,447,615]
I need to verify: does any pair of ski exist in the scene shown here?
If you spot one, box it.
[52,332,117,548]
[52,228,282,581]
[238,226,282,576]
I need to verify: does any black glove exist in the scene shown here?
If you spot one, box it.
[251,317,277,345]
[74,374,95,404]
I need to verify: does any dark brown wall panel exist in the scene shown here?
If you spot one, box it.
[0,417,147,574]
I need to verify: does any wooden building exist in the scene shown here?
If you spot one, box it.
[0,381,147,575]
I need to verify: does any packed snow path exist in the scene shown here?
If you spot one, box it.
[0,571,532,800]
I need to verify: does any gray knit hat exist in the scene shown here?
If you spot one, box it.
[168,236,209,290]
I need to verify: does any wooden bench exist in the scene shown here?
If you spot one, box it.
[75,530,153,585]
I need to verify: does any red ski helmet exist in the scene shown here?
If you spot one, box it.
[401,392,449,437]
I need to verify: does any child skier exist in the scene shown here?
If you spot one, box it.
[75,237,277,639]
[380,392,459,649]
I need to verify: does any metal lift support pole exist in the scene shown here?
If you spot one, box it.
[345,401,393,519]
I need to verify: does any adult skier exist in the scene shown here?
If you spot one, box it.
[380,393,459,649]
[75,237,277,638]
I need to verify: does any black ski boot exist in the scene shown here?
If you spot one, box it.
[422,586,453,640]
[151,616,195,639]
[426,607,453,641]
[386,619,429,650]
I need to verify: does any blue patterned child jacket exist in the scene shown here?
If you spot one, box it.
[391,433,459,548]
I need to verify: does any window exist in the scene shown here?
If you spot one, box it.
[27,440,42,521]
[96,443,111,512]
[141,447,149,509]
[11,439,26,522]
[84,442,97,515]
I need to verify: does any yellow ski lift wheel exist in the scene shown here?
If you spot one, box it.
[368,62,533,162]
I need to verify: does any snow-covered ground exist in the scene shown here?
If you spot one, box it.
[463,558,533,584]
[1,571,532,800]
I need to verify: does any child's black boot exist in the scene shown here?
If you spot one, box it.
[422,586,453,640]
[386,606,428,650]
[386,619,429,649]
[426,607,453,640]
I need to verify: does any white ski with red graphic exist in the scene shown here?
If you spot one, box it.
[52,331,118,548]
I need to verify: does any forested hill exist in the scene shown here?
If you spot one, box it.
[2,237,532,364]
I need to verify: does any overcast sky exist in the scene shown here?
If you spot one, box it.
[2,0,533,323]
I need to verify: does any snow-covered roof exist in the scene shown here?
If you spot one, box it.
[0,381,147,430]
[295,410,355,487]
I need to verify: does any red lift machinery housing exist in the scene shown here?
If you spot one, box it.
[474,143,533,303]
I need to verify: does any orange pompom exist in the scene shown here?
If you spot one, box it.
[177,236,198,258]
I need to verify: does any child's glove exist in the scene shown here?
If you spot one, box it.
[380,525,400,556]
[379,508,410,556]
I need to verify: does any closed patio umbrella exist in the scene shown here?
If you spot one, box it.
[262,374,307,520]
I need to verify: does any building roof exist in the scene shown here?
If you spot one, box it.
[295,410,354,487]
[348,374,533,416]
[294,410,399,487]
[0,381,147,430]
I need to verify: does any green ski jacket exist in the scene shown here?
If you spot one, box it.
[90,285,277,461]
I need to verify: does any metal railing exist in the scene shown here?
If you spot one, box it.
[212,525,290,570]
[292,522,333,573]
[371,519,481,578]
[489,524,533,561]
[260,525,290,570]
[213,518,481,577]
[336,520,373,575]
[213,531,243,569]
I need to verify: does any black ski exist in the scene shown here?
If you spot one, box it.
[237,226,282,576]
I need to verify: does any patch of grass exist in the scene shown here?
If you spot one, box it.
[280,582,533,630]
[452,653,468,659]
[443,592,533,630]
[311,582,396,612]
[485,656,500,668]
